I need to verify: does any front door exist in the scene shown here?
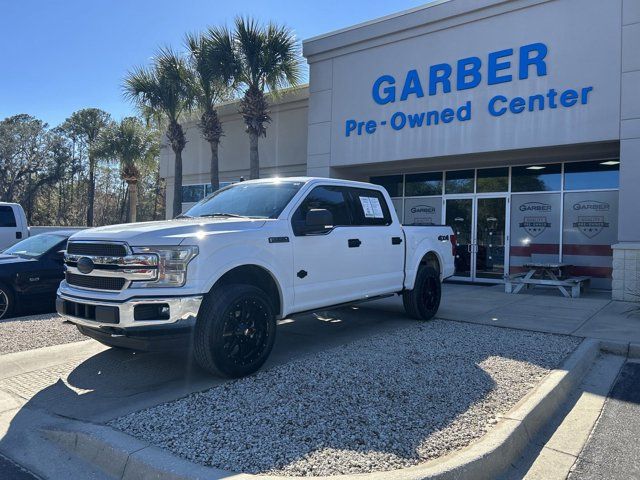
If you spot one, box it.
[445,196,508,282]
[289,185,403,313]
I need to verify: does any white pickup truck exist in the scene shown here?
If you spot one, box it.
[57,178,455,377]
[0,202,29,251]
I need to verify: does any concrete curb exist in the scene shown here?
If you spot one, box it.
[43,338,601,480]
[599,339,640,359]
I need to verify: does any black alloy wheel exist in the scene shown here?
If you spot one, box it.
[0,284,14,321]
[193,284,276,378]
[403,265,441,320]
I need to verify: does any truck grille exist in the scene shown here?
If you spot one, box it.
[66,272,126,291]
[67,242,128,257]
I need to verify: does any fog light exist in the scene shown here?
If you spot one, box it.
[134,304,170,321]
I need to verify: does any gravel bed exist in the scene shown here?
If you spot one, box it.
[110,320,580,476]
[0,313,86,355]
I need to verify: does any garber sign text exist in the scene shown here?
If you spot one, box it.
[345,42,594,137]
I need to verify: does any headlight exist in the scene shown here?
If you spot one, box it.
[130,246,198,288]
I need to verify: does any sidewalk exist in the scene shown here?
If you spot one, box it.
[366,283,640,344]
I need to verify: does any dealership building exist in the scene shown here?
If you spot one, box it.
[160,0,640,299]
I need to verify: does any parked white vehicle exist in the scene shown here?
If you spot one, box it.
[0,203,29,251]
[57,178,455,377]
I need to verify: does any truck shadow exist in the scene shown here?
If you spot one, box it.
[0,304,575,476]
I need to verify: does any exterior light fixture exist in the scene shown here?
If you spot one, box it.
[526,165,546,170]
[600,160,620,166]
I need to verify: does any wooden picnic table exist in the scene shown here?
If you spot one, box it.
[505,262,591,298]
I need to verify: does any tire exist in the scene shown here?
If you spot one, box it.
[403,265,441,320]
[193,284,277,378]
[0,283,14,321]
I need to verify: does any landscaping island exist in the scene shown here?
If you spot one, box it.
[110,320,580,476]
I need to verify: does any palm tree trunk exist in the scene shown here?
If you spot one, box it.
[128,181,138,223]
[172,149,183,218]
[87,157,95,226]
[209,140,220,191]
[249,132,259,179]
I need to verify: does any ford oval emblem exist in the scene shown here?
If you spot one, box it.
[77,257,95,274]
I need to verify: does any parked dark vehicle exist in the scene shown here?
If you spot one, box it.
[0,231,73,320]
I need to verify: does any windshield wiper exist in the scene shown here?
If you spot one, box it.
[175,213,193,219]
[199,213,247,218]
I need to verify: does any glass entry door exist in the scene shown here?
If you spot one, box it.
[446,198,473,278]
[446,196,508,282]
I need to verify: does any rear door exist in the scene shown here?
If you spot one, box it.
[344,187,404,296]
[0,206,18,250]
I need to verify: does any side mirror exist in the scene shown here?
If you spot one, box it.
[304,209,333,235]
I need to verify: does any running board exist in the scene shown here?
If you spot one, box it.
[288,293,398,318]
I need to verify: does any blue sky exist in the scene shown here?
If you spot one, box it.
[0,0,426,127]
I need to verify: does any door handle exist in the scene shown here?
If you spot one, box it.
[392,237,403,245]
[348,238,361,248]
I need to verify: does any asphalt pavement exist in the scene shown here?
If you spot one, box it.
[0,453,38,479]
[569,360,640,479]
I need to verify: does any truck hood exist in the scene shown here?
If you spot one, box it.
[68,217,267,246]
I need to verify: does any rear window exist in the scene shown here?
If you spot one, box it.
[0,206,16,228]
[347,188,393,226]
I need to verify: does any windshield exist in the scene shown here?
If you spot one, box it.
[185,181,304,219]
[4,234,66,258]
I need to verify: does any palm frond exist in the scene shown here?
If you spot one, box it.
[123,48,193,123]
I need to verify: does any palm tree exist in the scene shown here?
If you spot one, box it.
[124,48,192,218]
[233,17,302,179]
[185,28,236,192]
[61,108,111,226]
[94,117,158,222]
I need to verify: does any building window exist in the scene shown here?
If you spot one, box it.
[205,182,234,196]
[564,160,619,190]
[182,185,205,203]
[404,197,442,225]
[405,172,443,197]
[445,170,474,194]
[511,164,562,192]
[477,167,508,193]
[509,193,561,273]
[369,175,403,197]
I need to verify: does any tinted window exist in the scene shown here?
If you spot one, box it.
[512,164,562,192]
[564,161,619,190]
[348,188,392,226]
[405,172,443,196]
[369,175,403,197]
[477,167,508,193]
[0,206,16,227]
[186,181,303,219]
[5,234,66,258]
[445,170,474,194]
[292,186,352,234]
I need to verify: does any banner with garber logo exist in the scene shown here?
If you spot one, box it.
[562,191,618,286]
[510,194,562,272]
[403,197,442,225]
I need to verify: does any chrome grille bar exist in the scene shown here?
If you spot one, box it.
[64,253,158,267]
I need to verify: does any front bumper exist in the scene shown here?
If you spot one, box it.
[56,291,203,330]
